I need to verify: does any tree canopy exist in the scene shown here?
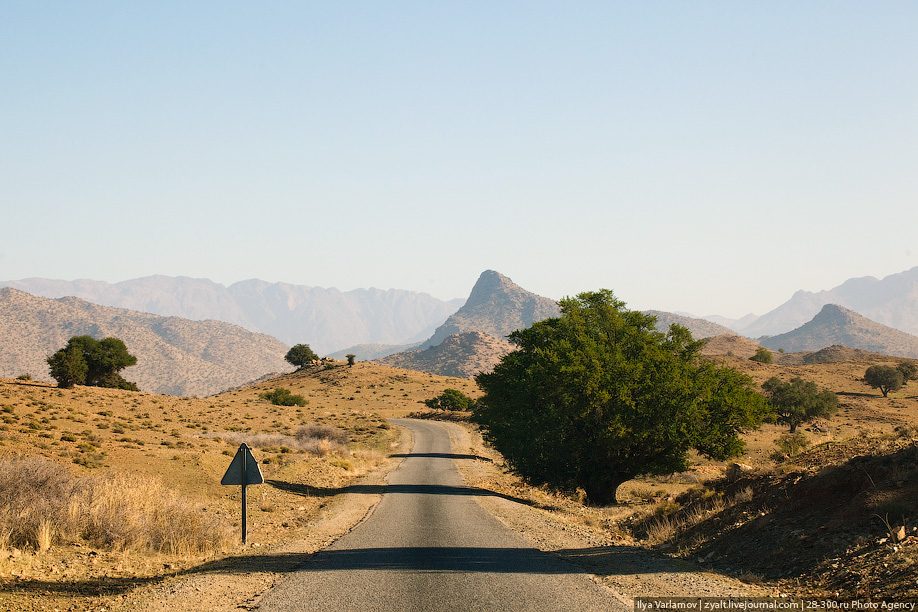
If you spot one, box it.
[896,361,918,385]
[47,335,138,390]
[473,290,769,505]
[285,344,319,369]
[864,365,904,397]
[761,376,838,432]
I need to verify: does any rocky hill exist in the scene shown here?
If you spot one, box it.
[737,266,918,338]
[377,332,516,378]
[421,270,560,349]
[759,303,918,358]
[0,288,291,396]
[373,271,559,377]
[0,276,463,355]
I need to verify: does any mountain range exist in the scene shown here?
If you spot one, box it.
[0,276,462,355]
[705,266,918,338]
[0,287,290,396]
[4,267,918,393]
[759,304,918,359]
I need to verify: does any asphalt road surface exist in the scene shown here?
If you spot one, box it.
[256,419,628,611]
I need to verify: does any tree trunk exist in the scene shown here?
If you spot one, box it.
[582,474,629,506]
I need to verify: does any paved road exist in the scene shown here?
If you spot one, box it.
[256,419,627,611]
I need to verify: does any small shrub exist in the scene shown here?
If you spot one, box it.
[16,374,32,381]
[750,347,773,364]
[773,432,810,459]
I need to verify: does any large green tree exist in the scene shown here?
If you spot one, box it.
[473,290,769,505]
[47,335,138,390]
[761,376,838,432]
[285,343,319,369]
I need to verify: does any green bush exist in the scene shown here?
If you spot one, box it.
[259,388,308,407]
[423,389,476,411]
[750,347,773,364]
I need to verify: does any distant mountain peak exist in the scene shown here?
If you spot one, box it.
[421,271,560,349]
[465,270,515,308]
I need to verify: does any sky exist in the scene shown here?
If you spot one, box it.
[2,2,916,319]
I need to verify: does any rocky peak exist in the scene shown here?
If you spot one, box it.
[421,270,560,349]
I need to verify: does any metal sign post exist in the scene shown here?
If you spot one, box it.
[220,443,264,545]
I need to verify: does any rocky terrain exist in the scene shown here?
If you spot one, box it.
[0,288,291,396]
[377,331,516,378]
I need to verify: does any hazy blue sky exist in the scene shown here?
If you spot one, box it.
[3,2,916,318]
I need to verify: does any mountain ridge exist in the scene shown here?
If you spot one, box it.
[0,276,463,355]
[733,267,918,338]
[759,303,918,359]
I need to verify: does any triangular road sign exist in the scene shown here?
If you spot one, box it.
[221,443,264,485]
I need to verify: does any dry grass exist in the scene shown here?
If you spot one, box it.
[213,423,350,456]
[0,456,233,555]
[0,363,473,609]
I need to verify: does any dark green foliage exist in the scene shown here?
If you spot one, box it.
[346,354,356,366]
[285,344,319,369]
[761,376,839,432]
[750,347,773,364]
[864,365,904,397]
[473,290,769,505]
[423,388,476,411]
[259,387,308,407]
[896,361,918,385]
[47,336,138,390]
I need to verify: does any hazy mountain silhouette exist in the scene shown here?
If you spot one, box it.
[736,267,918,338]
[759,304,918,359]
[0,276,463,355]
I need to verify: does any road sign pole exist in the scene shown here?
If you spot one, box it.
[241,452,248,545]
[220,442,264,547]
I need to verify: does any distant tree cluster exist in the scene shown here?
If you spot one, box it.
[749,347,773,364]
[423,389,476,411]
[47,336,139,391]
[761,376,838,432]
